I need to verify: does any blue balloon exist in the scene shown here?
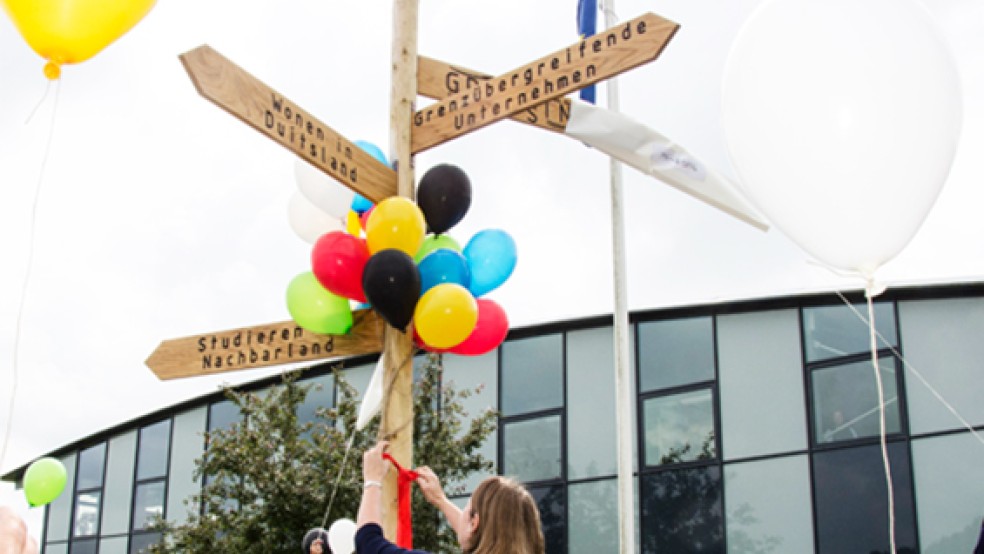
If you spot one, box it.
[463,229,517,297]
[351,141,387,214]
[355,140,388,165]
[351,193,374,214]
[418,249,471,295]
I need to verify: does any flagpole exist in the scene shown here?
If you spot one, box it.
[601,1,637,552]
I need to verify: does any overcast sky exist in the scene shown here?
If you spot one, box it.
[1,0,982,536]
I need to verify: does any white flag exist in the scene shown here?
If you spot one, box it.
[564,100,768,231]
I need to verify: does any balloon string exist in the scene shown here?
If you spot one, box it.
[865,282,896,554]
[0,81,61,471]
[835,290,984,448]
[24,80,54,125]
[317,346,419,530]
[321,433,357,529]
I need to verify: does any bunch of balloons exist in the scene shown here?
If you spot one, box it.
[1,0,157,79]
[287,148,516,357]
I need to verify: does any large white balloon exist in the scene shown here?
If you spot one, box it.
[328,518,358,554]
[295,159,357,220]
[722,0,962,277]
[288,191,345,244]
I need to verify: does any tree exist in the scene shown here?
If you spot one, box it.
[150,353,497,554]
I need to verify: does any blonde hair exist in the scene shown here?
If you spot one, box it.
[465,476,545,554]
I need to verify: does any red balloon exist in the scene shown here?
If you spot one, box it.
[450,298,509,356]
[360,206,375,231]
[311,231,370,303]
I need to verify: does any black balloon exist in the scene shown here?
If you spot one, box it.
[417,164,472,234]
[362,249,421,331]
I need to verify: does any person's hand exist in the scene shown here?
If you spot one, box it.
[362,441,391,483]
[414,466,447,506]
[0,506,38,554]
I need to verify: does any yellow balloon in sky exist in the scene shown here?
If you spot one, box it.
[365,197,426,257]
[1,0,157,79]
[414,283,478,349]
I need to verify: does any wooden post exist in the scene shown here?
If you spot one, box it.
[381,0,418,541]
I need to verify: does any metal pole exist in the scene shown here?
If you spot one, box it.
[602,1,637,552]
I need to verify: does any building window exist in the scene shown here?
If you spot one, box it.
[130,419,170,552]
[641,467,724,553]
[499,335,565,485]
[500,334,564,416]
[811,355,902,444]
[802,301,896,363]
[637,315,722,553]
[71,443,106,551]
[502,415,562,482]
[499,333,567,551]
[812,442,917,553]
[638,316,715,392]
[203,400,243,515]
[643,389,716,466]
[529,484,567,554]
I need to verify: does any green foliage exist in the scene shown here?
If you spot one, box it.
[149,354,497,554]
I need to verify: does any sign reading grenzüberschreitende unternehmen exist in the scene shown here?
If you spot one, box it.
[411,12,678,153]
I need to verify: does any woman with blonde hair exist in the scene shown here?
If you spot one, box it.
[355,442,544,554]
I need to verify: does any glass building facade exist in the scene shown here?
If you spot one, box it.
[7,283,984,553]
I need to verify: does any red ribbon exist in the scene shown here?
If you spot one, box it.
[382,453,419,549]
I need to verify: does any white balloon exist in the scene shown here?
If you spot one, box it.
[287,191,345,244]
[328,518,358,554]
[722,0,961,276]
[295,159,357,220]
[355,357,385,431]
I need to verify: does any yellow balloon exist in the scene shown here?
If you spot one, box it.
[346,209,362,236]
[365,197,425,256]
[414,283,478,349]
[1,0,157,78]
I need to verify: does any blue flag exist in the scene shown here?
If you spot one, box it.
[577,0,597,104]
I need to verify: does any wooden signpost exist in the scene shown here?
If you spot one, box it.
[410,12,678,153]
[417,55,572,135]
[145,310,384,380]
[158,6,683,544]
[180,45,397,203]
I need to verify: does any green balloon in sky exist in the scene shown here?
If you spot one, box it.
[414,234,461,263]
[23,457,67,507]
[286,272,354,335]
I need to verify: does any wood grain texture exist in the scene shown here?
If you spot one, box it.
[180,45,397,202]
[418,56,571,135]
[145,310,384,380]
[410,12,678,153]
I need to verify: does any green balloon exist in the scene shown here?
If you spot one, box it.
[414,234,461,263]
[23,457,67,507]
[287,272,353,335]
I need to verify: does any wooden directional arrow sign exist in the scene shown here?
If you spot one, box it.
[418,56,572,135]
[411,12,678,153]
[180,45,397,203]
[146,310,385,380]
